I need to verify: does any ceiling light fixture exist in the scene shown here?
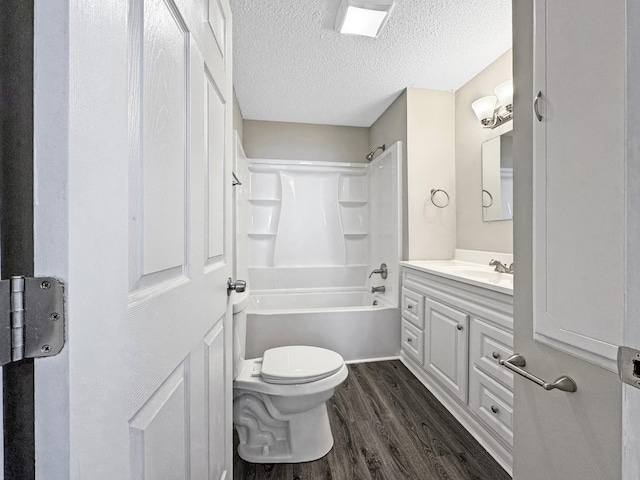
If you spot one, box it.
[335,0,395,38]
[471,80,514,129]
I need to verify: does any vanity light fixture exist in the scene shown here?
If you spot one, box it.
[335,0,395,38]
[471,80,514,129]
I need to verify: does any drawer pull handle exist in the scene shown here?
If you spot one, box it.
[500,353,577,392]
[490,405,499,414]
[407,338,412,343]
[492,352,501,360]
[456,324,463,331]
[407,305,413,310]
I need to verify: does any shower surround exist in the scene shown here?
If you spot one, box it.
[235,143,403,361]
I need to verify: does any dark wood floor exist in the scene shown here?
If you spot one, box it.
[233,360,511,480]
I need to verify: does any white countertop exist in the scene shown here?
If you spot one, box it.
[399,259,514,295]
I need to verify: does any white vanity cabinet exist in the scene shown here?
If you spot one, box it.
[399,264,514,474]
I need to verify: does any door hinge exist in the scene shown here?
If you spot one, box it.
[0,276,65,366]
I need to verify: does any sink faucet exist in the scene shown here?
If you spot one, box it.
[489,259,514,274]
[371,286,385,294]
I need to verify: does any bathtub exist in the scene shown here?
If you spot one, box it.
[245,290,401,362]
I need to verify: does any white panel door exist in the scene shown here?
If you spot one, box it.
[32,0,235,478]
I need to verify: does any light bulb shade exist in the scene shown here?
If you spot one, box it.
[471,95,498,122]
[494,80,513,108]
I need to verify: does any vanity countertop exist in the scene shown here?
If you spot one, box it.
[400,259,514,295]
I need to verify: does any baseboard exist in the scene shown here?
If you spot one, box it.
[345,355,400,365]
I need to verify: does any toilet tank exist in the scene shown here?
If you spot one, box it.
[232,289,250,380]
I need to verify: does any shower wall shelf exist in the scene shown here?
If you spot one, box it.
[239,146,401,293]
[248,198,281,204]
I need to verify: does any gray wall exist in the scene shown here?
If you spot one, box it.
[512,2,621,479]
[455,50,513,254]
[242,120,369,163]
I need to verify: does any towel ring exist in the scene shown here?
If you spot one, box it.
[482,189,494,208]
[430,189,450,208]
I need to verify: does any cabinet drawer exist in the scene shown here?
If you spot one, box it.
[402,287,424,329]
[469,366,513,448]
[401,320,424,363]
[470,317,514,389]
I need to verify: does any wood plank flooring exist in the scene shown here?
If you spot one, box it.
[233,360,511,480]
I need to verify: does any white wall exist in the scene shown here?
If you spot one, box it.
[233,88,244,144]
[369,90,408,258]
[242,120,369,163]
[455,50,513,254]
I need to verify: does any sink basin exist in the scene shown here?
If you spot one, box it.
[399,260,514,293]
[440,267,513,285]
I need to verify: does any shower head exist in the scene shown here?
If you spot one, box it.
[366,144,386,161]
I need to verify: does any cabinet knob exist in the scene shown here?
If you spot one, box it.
[491,405,499,414]
[407,338,412,343]
[492,351,501,360]
[457,324,463,331]
[407,305,413,310]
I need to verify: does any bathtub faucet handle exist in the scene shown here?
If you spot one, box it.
[368,263,388,279]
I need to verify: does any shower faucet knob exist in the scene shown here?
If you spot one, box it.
[368,263,388,279]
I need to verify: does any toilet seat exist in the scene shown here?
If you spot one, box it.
[260,346,344,385]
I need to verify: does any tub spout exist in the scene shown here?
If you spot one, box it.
[371,286,385,294]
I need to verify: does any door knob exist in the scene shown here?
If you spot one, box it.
[227,278,246,296]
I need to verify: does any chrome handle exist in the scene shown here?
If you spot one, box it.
[368,263,388,279]
[533,91,543,121]
[407,338,412,343]
[407,305,413,310]
[490,405,499,414]
[227,278,246,296]
[492,351,501,360]
[500,354,577,392]
[456,324,463,331]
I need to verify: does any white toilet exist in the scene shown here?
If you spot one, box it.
[232,291,348,463]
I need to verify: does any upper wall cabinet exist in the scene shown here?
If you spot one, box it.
[532,0,625,372]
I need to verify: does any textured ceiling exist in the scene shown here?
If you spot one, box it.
[230,0,512,127]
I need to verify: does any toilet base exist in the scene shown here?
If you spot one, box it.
[235,396,334,463]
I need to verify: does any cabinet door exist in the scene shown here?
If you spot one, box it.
[533,0,624,372]
[424,298,469,403]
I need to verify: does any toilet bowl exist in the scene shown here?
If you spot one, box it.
[232,292,348,463]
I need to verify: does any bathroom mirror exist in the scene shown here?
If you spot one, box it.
[481,128,513,222]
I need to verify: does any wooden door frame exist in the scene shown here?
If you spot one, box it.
[0,1,36,479]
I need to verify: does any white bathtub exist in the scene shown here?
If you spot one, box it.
[245,291,401,362]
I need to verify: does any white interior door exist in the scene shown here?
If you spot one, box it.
[513,2,624,479]
[32,0,234,478]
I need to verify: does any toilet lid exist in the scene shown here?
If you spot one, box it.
[260,346,344,385]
